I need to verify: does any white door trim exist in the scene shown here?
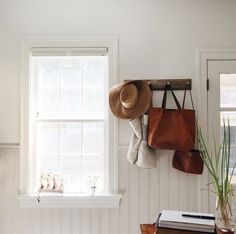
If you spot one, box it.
[196,48,236,212]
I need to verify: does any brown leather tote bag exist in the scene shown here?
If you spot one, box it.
[148,84,195,150]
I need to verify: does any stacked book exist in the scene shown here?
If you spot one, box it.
[156,210,215,233]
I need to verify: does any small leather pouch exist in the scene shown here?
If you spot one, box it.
[172,149,203,174]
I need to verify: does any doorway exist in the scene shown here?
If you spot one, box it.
[207,60,236,212]
[197,49,236,213]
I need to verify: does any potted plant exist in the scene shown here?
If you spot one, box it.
[198,122,236,233]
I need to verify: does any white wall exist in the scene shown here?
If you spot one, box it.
[0,148,201,234]
[1,0,236,143]
[1,0,236,233]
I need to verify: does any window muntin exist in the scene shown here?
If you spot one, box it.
[30,54,108,193]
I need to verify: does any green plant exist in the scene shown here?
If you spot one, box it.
[198,122,236,230]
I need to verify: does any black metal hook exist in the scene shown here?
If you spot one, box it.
[166,81,171,89]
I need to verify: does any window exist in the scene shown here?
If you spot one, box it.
[206,59,236,186]
[20,38,119,204]
[220,74,236,182]
[31,54,107,193]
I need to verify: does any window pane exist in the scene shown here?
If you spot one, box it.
[61,155,81,192]
[37,122,60,176]
[220,74,236,108]
[60,123,81,154]
[37,122,59,155]
[220,112,236,145]
[60,60,83,118]
[82,122,104,191]
[59,123,82,192]
[32,58,60,118]
[36,121,105,192]
[82,155,104,190]
[220,112,236,174]
[82,57,105,118]
[40,155,59,173]
[82,122,104,154]
[229,148,236,174]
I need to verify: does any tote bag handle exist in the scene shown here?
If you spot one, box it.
[182,83,195,110]
[161,83,181,109]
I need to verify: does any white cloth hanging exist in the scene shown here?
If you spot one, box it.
[127,118,142,164]
[127,115,156,168]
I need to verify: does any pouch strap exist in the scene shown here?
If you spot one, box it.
[182,83,195,110]
[162,84,181,109]
[146,90,153,114]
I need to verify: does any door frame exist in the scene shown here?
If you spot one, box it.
[196,48,236,212]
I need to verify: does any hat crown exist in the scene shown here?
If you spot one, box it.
[120,83,138,109]
[109,80,151,119]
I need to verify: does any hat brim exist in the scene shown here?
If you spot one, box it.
[109,80,151,119]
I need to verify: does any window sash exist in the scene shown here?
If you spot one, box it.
[30,54,107,120]
[31,119,107,193]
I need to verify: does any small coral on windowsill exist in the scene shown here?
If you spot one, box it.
[39,173,64,193]
[86,175,99,194]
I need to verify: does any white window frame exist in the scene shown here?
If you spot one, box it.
[19,37,121,208]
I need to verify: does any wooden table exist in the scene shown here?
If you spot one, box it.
[140,224,234,234]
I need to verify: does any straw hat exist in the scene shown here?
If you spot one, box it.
[109,80,151,119]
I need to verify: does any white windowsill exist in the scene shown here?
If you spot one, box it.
[18,192,123,209]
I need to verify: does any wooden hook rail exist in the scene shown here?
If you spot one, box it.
[124,79,192,91]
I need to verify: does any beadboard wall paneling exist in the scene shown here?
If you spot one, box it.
[0,148,202,234]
